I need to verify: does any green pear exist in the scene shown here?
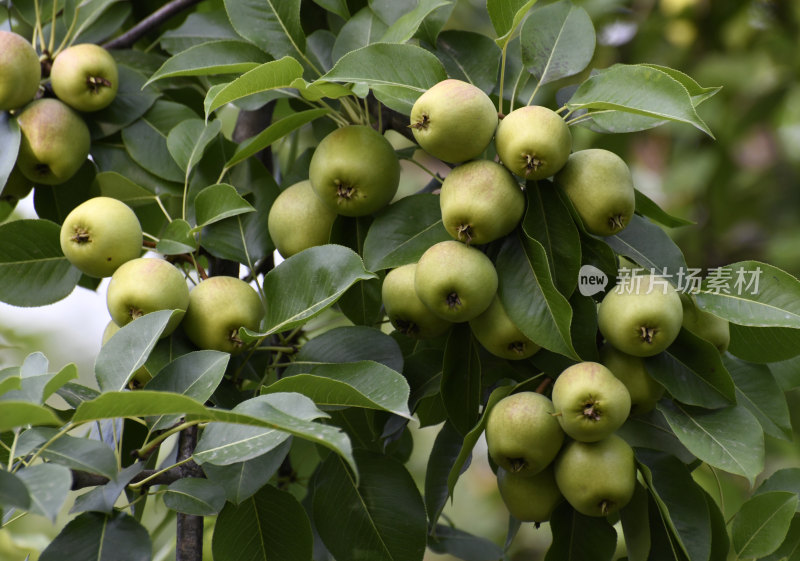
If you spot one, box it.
[551,362,631,442]
[496,465,563,524]
[485,391,565,476]
[381,263,452,339]
[469,296,540,360]
[50,43,118,112]
[409,79,498,164]
[60,196,142,278]
[0,31,41,110]
[680,293,730,352]
[267,180,337,258]
[439,160,524,245]
[106,257,189,337]
[600,344,665,415]
[556,149,635,236]
[494,105,572,180]
[1,167,34,204]
[308,125,400,217]
[102,321,152,386]
[414,240,498,323]
[15,98,90,185]
[182,276,263,354]
[597,274,683,357]
[554,434,636,517]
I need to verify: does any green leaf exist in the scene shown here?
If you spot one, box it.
[770,355,800,390]
[427,525,505,561]
[289,325,404,373]
[567,64,714,137]
[225,108,329,170]
[17,427,118,480]
[603,214,688,283]
[86,64,159,140]
[424,421,463,529]
[0,470,30,511]
[202,439,291,504]
[520,0,595,87]
[167,118,222,175]
[636,449,711,561]
[194,183,255,228]
[433,30,502,94]
[313,0,349,19]
[158,10,239,53]
[634,189,694,228]
[618,483,651,561]
[756,469,800,513]
[523,181,582,297]
[313,451,427,561]
[639,64,721,106]
[122,116,185,183]
[254,245,376,337]
[0,354,77,404]
[732,492,798,559]
[544,500,617,561]
[728,324,800,363]
[331,7,388,63]
[145,40,270,85]
[15,464,71,522]
[380,0,451,43]
[659,400,764,485]
[362,194,450,271]
[212,484,312,561]
[761,515,800,561]
[0,219,82,307]
[496,232,578,359]
[223,0,306,62]
[155,219,197,255]
[0,112,19,189]
[644,329,736,408]
[320,43,447,114]
[39,511,151,561]
[441,324,482,435]
[0,402,62,431]
[487,0,538,47]
[724,354,792,440]
[264,361,411,418]
[204,57,304,118]
[695,261,800,328]
[164,478,226,516]
[617,409,694,464]
[71,463,143,515]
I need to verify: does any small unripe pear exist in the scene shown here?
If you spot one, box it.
[600,344,665,415]
[469,296,540,360]
[267,180,337,258]
[497,465,563,523]
[680,294,730,352]
[50,43,118,112]
[495,105,572,180]
[0,31,41,110]
[382,263,452,339]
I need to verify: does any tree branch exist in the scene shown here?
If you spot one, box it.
[176,425,204,561]
[103,0,203,50]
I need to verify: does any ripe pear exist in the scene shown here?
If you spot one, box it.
[15,98,90,185]
[600,344,665,415]
[554,434,636,517]
[308,125,400,217]
[469,296,540,360]
[50,43,119,112]
[496,465,563,523]
[414,240,498,323]
[0,31,41,110]
[182,276,263,354]
[106,257,189,337]
[556,149,635,236]
[267,180,337,258]
[494,105,572,180]
[597,274,683,357]
[439,160,524,245]
[409,79,498,164]
[381,263,452,339]
[60,196,142,278]
[680,294,730,352]
[551,362,631,442]
[485,391,565,476]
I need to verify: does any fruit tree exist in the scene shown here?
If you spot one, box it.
[1,1,799,560]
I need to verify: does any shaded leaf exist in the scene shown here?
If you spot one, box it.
[71,463,144,515]
[164,477,227,516]
[145,40,271,85]
[17,427,118,480]
[441,324,481,435]
[167,118,222,175]
[223,0,306,61]
[433,30,502,94]
[635,189,693,228]
[732,492,798,559]
[545,500,617,561]
[724,354,792,440]
[16,463,72,522]
[428,525,504,561]
[39,511,151,561]
[202,439,291,504]
[0,112,19,189]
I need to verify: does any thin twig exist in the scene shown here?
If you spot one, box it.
[102,0,203,49]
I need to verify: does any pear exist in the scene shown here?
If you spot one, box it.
[0,31,41,110]
[680,293,730,352]
[597,274,683,357]
[50,43,118,112]
[439,160,524,245]
[267,180,337,258]
[15,98,90,185]
[551,362,631,442]
[409,79,498,164]
[414,240,498,323]
[494,105,572,180]
[600,344,665,415]
[554,434,636,517]
[485,391,565,476]
[496,465,563,523]
[556,149,635,236]
[381,263,452,339]
[469,296,540,360]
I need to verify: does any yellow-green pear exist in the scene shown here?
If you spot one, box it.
[0,31,41,110]
[469,296,540,360]
[497,465,563,523]
[381,263,452,339]
[267,180,337,258]
[495,106,572,180]
[600,344,665,415]
[680,294,730,352]
[50,43,118,112]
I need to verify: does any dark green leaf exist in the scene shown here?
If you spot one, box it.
[724,354,792,440]
[635,189,694,228]
[86,64,159,140]
[223,0,306,62]
[732,492,798,559]
[424,421,463,529]
[290,325,404,373]
[313,0,349,19]
[441,324,481,435]
[604,214,688,284]
[70,463,143,515]
[0,470,30,511]
[616,409,695,464]
[762,515,800,561]
[194,183,255,228]
[0,219,82,307]
[427,525,504,561]
[155,218,197,254]
[202,439,291,504]
[619,483,651,561]
[32,160,99,223]
[39,511,151,561]
[145,40,271,85]
[122,116,185,183]
[167,118,222,175]
[331,7,388,63]
[164,477,227,516]
[15,463,72,522]
[769,355,800,390]
[380,0,451,43]
[17,427,118,480]
[434,30,502,94]
[757,469,800,513]
[545,501,617,561]
[487,0,538,46]
[158,10,239,53]
[729,324,800,363]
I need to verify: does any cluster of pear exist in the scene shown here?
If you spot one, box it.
[59,197,263,373]
[0,30,118,198]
